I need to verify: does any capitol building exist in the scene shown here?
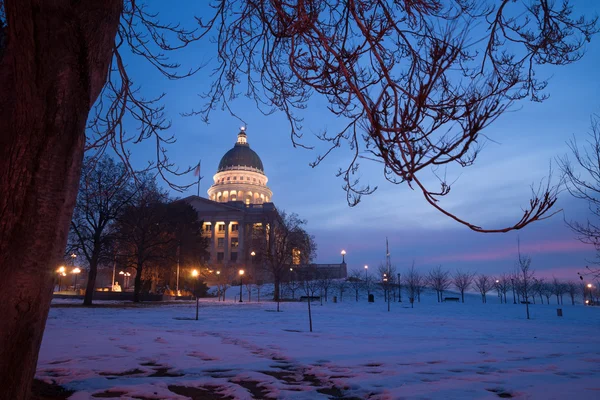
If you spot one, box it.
[183,127,346,282]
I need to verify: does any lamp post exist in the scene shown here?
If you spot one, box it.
[192,269,199,320]
[239,269,245,302]
[587,283,593,304]
[398,273,401,302]
[341,250,346,263]
[72,268,81,292]
[383,274,390,312]
[364,265,369,295]
[57,266,66,291]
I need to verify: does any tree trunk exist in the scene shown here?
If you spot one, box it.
[0,2,121,398]
[461,290,465,303]
[307,296,313,332]
[133,263,143,303]
[83,253,100,306]
[273,276,280,301]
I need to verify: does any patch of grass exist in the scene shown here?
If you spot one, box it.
[232,379,272,399]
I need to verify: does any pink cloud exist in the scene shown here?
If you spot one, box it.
[422,239,593,264]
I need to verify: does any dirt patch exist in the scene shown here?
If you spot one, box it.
[30,379,75,400]
[99,368,145,377]
[168,385,234,400]
[486,388,514,398]
[149,367,184,377]
[92,390,128,398]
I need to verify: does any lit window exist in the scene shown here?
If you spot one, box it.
[204,224,212,232]
[231,238,239,248]
[232,224,239,232]
[218,224,226,232]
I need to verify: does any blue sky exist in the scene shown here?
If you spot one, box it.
[121,1,600,280]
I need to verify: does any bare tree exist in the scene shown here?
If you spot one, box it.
[256,211,316,302]
[317,269,334,303]
[348,270,363,302]
[286,272,302,300]
[473,275,493,304]
[517,242,535,320]
[336,279,348,302]
[1,1,597,397]
[559,114,600,278]
[566,281,579,305]
[453,270,474,303]
[552,277,566,305]
[244,273,254,302]
[298,266,320,333]
[405,263,423,308]
[497,274,511,304]
[69,156,132,305]
[428,266,451,302]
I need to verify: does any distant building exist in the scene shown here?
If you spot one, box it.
[182,127,347,282]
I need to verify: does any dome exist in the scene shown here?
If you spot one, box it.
[217,130,264,174]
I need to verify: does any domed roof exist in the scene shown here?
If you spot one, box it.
[217,129,265,174]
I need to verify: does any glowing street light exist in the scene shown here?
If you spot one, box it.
[56,266,66,291]
[341,250,346,263]
[191,269,200,320]
[119,271,131,288]
[239,269,245,303]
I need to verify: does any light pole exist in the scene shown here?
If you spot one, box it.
[341,250,346,263]
[192,269,199,320]
[73,268,81,292]
[383,274,390,312]
[239,269,245,302]
[57,266,66,291]
[587,283,593,304]
[364,265,369,295]
[398,273,401,302]
[495,279,501,303]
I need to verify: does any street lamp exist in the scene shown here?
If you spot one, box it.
[72,268,81,292]
[250,251,256,265]
[192,269,199,320]
[341,250,346,263]
[57,266,66,291]
[239,269,245,303]
[364,265,369,295]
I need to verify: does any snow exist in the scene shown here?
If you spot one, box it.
[38,289,600,399]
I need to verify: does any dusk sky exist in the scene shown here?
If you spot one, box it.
[121,0,600,280]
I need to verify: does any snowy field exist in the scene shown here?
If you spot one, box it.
[37,291,600,399]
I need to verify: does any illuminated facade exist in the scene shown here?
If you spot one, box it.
[183,128,277,281]
[183,127,347,283]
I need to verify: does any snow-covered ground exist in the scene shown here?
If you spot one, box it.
[38,290,600,399]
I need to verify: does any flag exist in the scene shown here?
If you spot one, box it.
[194,163,201,177]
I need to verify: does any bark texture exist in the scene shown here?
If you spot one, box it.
[0,1,122,398]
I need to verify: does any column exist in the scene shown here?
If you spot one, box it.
[237,219,245,265]
[224,221,230,263]
[210,221,216,264]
